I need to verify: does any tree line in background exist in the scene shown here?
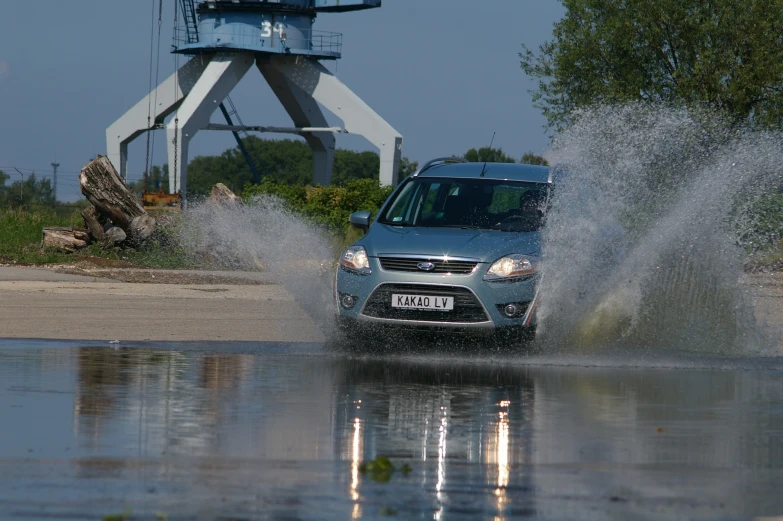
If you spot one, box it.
[521,0,783,131]
[519,0,783,255]
[122,139,547,244]
[0,138,548,210]
[132,135,548,198]
[238,146,549,243]
[9,0,783,263]
[0,170,57,208]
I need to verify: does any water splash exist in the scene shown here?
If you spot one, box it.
[538,104,782,354]
[176,105,781,355]
[181,196,340,335]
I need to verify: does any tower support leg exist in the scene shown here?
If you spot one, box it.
[106,56,210,181]
[166,53,255,198]
[258,59,335,185]
[262,56,403,186]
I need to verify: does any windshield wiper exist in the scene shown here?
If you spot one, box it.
[377,220,413,226]
[439,225,482,230]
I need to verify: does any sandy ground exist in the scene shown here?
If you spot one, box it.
[1,263,781,345]
[746,272,783,333]
[0,265,325,343]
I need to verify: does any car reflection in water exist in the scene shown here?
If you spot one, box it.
[53,346,783,520]
[69,348,538,518]
[333,360,536,519]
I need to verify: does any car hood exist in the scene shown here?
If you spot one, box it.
[361,224,541,263]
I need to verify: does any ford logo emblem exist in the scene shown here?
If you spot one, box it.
[417,262,436,271]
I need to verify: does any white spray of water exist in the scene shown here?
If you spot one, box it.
[176,105,781,355]
[181,196,340,334]
[539,104,782,354]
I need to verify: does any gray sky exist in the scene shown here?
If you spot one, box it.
[0,1,564,201]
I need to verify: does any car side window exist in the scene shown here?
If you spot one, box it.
[421,183,441,213]
[383,182,418,224]
[411,183,444,225]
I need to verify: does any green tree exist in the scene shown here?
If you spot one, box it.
[520,0,783,130]
[0,170,8,201]
[130,164,170,195]
[463,147,516,163]
[186,136,419,196]
[332,150,380,185]
[145,164,169,192]
[397,157,419,180]
[520,153,549,166]
[2,173,57,208]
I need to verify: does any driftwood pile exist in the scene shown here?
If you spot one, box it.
[41,227,89,253]
[41,155,245,256]
[42,155,161,252]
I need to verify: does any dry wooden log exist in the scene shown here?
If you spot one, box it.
[208,183,243,207]
[42,227,88,253]
[79,155,156,242]
[81,205,105,242]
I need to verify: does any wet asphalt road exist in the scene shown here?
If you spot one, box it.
[1,340,783,521]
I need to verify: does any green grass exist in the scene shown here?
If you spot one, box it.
[0,207,81,264]
[4,202,783,271]
[102,511,131,521]
[0,207,193,269]
[747,244,783,269]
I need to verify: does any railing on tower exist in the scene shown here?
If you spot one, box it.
[219,96,262,184]
[179,0,200,44]
[173,25,342,56]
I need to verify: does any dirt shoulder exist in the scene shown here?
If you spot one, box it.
[0,264,324,343]
[37,258,276,285]
[743,271,783,334]
[1,262,781,346]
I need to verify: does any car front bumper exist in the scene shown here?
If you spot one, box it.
[335,257,539,331]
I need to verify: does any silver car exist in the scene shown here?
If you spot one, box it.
[334,158,551,340]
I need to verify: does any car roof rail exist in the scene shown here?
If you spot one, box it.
[411,157,468,177]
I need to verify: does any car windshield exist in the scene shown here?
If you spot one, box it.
[377,177,550,232]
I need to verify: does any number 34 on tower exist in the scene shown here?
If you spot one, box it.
[260,21,285,38]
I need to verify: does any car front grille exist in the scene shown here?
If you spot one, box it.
[378,257,479,275]
[361,283,489,323]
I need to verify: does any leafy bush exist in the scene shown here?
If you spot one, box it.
[242,178,394,240]
[739,193,783,253]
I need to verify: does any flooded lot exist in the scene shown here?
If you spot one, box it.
[1,339,783,520]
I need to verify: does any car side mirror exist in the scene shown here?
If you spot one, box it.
[349,211,372,234]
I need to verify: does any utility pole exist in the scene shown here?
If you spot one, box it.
[13,167,25,205]
[51,162,60,203]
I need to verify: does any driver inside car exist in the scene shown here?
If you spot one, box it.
[493,190,546,232]
[466,185,495,228]
[520,191,545,220]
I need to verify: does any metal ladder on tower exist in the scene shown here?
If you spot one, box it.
[179,0,200,44]
[219,96,262,183]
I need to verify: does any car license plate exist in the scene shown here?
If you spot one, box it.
[391,294,454,311]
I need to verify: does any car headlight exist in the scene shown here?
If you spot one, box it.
[340,246,372,275]
[484,254,537,281]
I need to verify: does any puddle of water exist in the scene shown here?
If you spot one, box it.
[1,340,783,520]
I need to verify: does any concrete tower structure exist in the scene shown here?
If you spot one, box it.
[107,0,402,200]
